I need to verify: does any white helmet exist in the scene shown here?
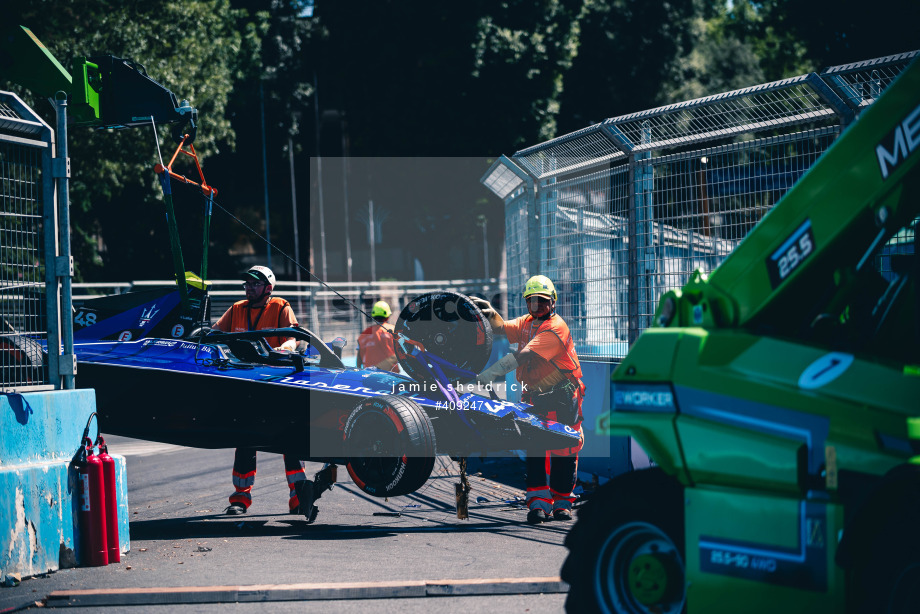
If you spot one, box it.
[243,265,276,286]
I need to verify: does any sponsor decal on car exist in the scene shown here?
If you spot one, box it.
[138,304,160,327]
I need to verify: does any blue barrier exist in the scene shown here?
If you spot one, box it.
[0,390,130,579]
[578,360,631,481]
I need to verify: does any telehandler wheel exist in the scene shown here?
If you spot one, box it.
[344,395,436,498]
[845,466,920,614]
[561,468,686,614]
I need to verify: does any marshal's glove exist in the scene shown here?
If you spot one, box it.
[274,339,297,352]
[473,353,518,387]
[471,297,505,332]
[375,355,399,371]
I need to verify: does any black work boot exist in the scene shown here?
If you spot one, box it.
[553,509,573,521]
[313,465,336,500]
[224,503,247,515]
[294,480,316,523]
[527,509,548,525]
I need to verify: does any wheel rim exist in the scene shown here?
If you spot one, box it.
[594,521,685,614]
[347,410,403,486]
[888,562,920,614]
[394,292,491,382]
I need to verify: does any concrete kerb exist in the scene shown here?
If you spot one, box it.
[45,577,569,606]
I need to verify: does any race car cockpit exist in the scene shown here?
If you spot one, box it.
[195,327,346,371]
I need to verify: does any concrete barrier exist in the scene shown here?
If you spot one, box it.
[0,390,129,581]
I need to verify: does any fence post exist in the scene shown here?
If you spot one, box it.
[526,185,541,280]
[805,72,856,127]
[42,105,61,390]
[627,121,654,344]
[358,287,366,340]
[539,178,557,282]
[638,122,655,334]
[53,95,76,389]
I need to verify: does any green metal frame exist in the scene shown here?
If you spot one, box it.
[4,25,207,319]
[599,59,920,612]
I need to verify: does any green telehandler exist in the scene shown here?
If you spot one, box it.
[561,57,920,613]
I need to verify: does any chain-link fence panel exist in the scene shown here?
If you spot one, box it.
[483,51,916,361]
[640,127,842,323]
[532,165,630,358]
[0,94,55,391]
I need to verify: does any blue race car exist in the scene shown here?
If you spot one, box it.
[65,287,581,499]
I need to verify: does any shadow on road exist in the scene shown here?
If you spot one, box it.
[129,513,571,542]
[128,456,576,546]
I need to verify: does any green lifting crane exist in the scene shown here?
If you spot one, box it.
[1,24,210,322]
[0,25,197,133]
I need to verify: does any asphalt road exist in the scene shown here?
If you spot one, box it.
[1,437,575,613]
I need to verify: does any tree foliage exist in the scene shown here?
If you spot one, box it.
[2,0,916,281]
[664,3,769,104]
[761,0,918,71]
[556,0,699,132]
[299,1,588,279]
[5,0,262,280]
[316,0,584,156]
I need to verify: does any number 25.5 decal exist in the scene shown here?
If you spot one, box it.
[767,219,815,289]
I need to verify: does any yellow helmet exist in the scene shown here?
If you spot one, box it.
[371,300,392,318]
[522,275,557,301]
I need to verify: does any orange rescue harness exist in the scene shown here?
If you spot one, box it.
[515,314,585,397]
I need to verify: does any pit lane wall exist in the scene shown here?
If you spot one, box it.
[0,390,130,580]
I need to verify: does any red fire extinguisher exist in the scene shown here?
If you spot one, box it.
[96,436,120,563]
[76,436,108,566]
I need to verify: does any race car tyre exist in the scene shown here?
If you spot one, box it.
[344,395,437,498]
[394,291,492,385]
[843,464,920,614]
[0,333,45,386]
[561,468,686,614]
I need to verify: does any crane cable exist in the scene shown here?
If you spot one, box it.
[149,125,416,348]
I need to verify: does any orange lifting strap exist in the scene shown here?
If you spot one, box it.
[153,134,217,197]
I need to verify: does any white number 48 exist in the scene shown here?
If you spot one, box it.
[74,311,97,327]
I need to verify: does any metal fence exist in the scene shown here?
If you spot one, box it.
[482,51,917,361]
[0,92,62,391]
[73,279,505,362]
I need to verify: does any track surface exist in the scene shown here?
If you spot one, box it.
[1,437,574,613]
